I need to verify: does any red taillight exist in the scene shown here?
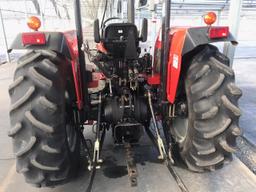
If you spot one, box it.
[22,33,46,45]
[209,27,229,39]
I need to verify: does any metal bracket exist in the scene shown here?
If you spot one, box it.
[147,90,168,160]
[88,139,103,170]
[156,133,166,160]
[125,143,138,187]
[167,143,175,164]
[169,104,176,118]
[88,93,103,171]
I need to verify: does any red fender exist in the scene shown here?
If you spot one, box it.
[154,26,235,104]
[166,28,187,103]
[63,30,84,110]
[154,28,188,104]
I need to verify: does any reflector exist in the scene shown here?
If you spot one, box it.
[209,27,229,39]
[22,33,46,45]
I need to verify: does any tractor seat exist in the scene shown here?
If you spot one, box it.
[102,23,139,58]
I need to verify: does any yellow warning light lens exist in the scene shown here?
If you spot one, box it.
[27,16,41,31]
[204,12,217,26]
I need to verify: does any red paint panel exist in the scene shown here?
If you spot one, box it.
[88,72,105,88]
[155,31,162,49]
[64,30,78,58]
[63,31,83,110]
[71,60,83,109]
[166,28,187,103]
[96,42,108,54]
[147,74,160,85]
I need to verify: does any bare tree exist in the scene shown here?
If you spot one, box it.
[50,0,61,18]
[31,0,40,14]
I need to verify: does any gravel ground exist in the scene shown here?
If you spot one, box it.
[236,136,256,174]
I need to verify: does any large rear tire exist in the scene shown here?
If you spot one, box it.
[171,45,242,172]
[8,50,81,187]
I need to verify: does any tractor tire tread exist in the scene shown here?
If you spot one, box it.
[227,83,242,98]
[9,50,80,187]
[10,86,35,112]
[29,66,53,88]
[15,136,37,157]
[221,95,242,116]
[176,45,242,172]
[8,123,23,137]
[9,76,25,94]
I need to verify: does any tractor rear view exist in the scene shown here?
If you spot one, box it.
[8,0,242,189]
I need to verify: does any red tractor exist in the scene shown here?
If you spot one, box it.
[8,0,242,188]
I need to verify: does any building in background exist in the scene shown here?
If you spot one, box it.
[1,0,256,63]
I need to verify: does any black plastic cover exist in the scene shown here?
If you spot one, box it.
[182,27,238,56]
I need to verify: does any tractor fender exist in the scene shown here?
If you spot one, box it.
[166,26,237,103]
[9,32,73,59]
[182,27,238,55]
[9,31,84,110]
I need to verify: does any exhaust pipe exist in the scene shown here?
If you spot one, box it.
[160,0,171,102]
[74,0,90,115]
[160,0,172,154]
[127,0,135,24]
